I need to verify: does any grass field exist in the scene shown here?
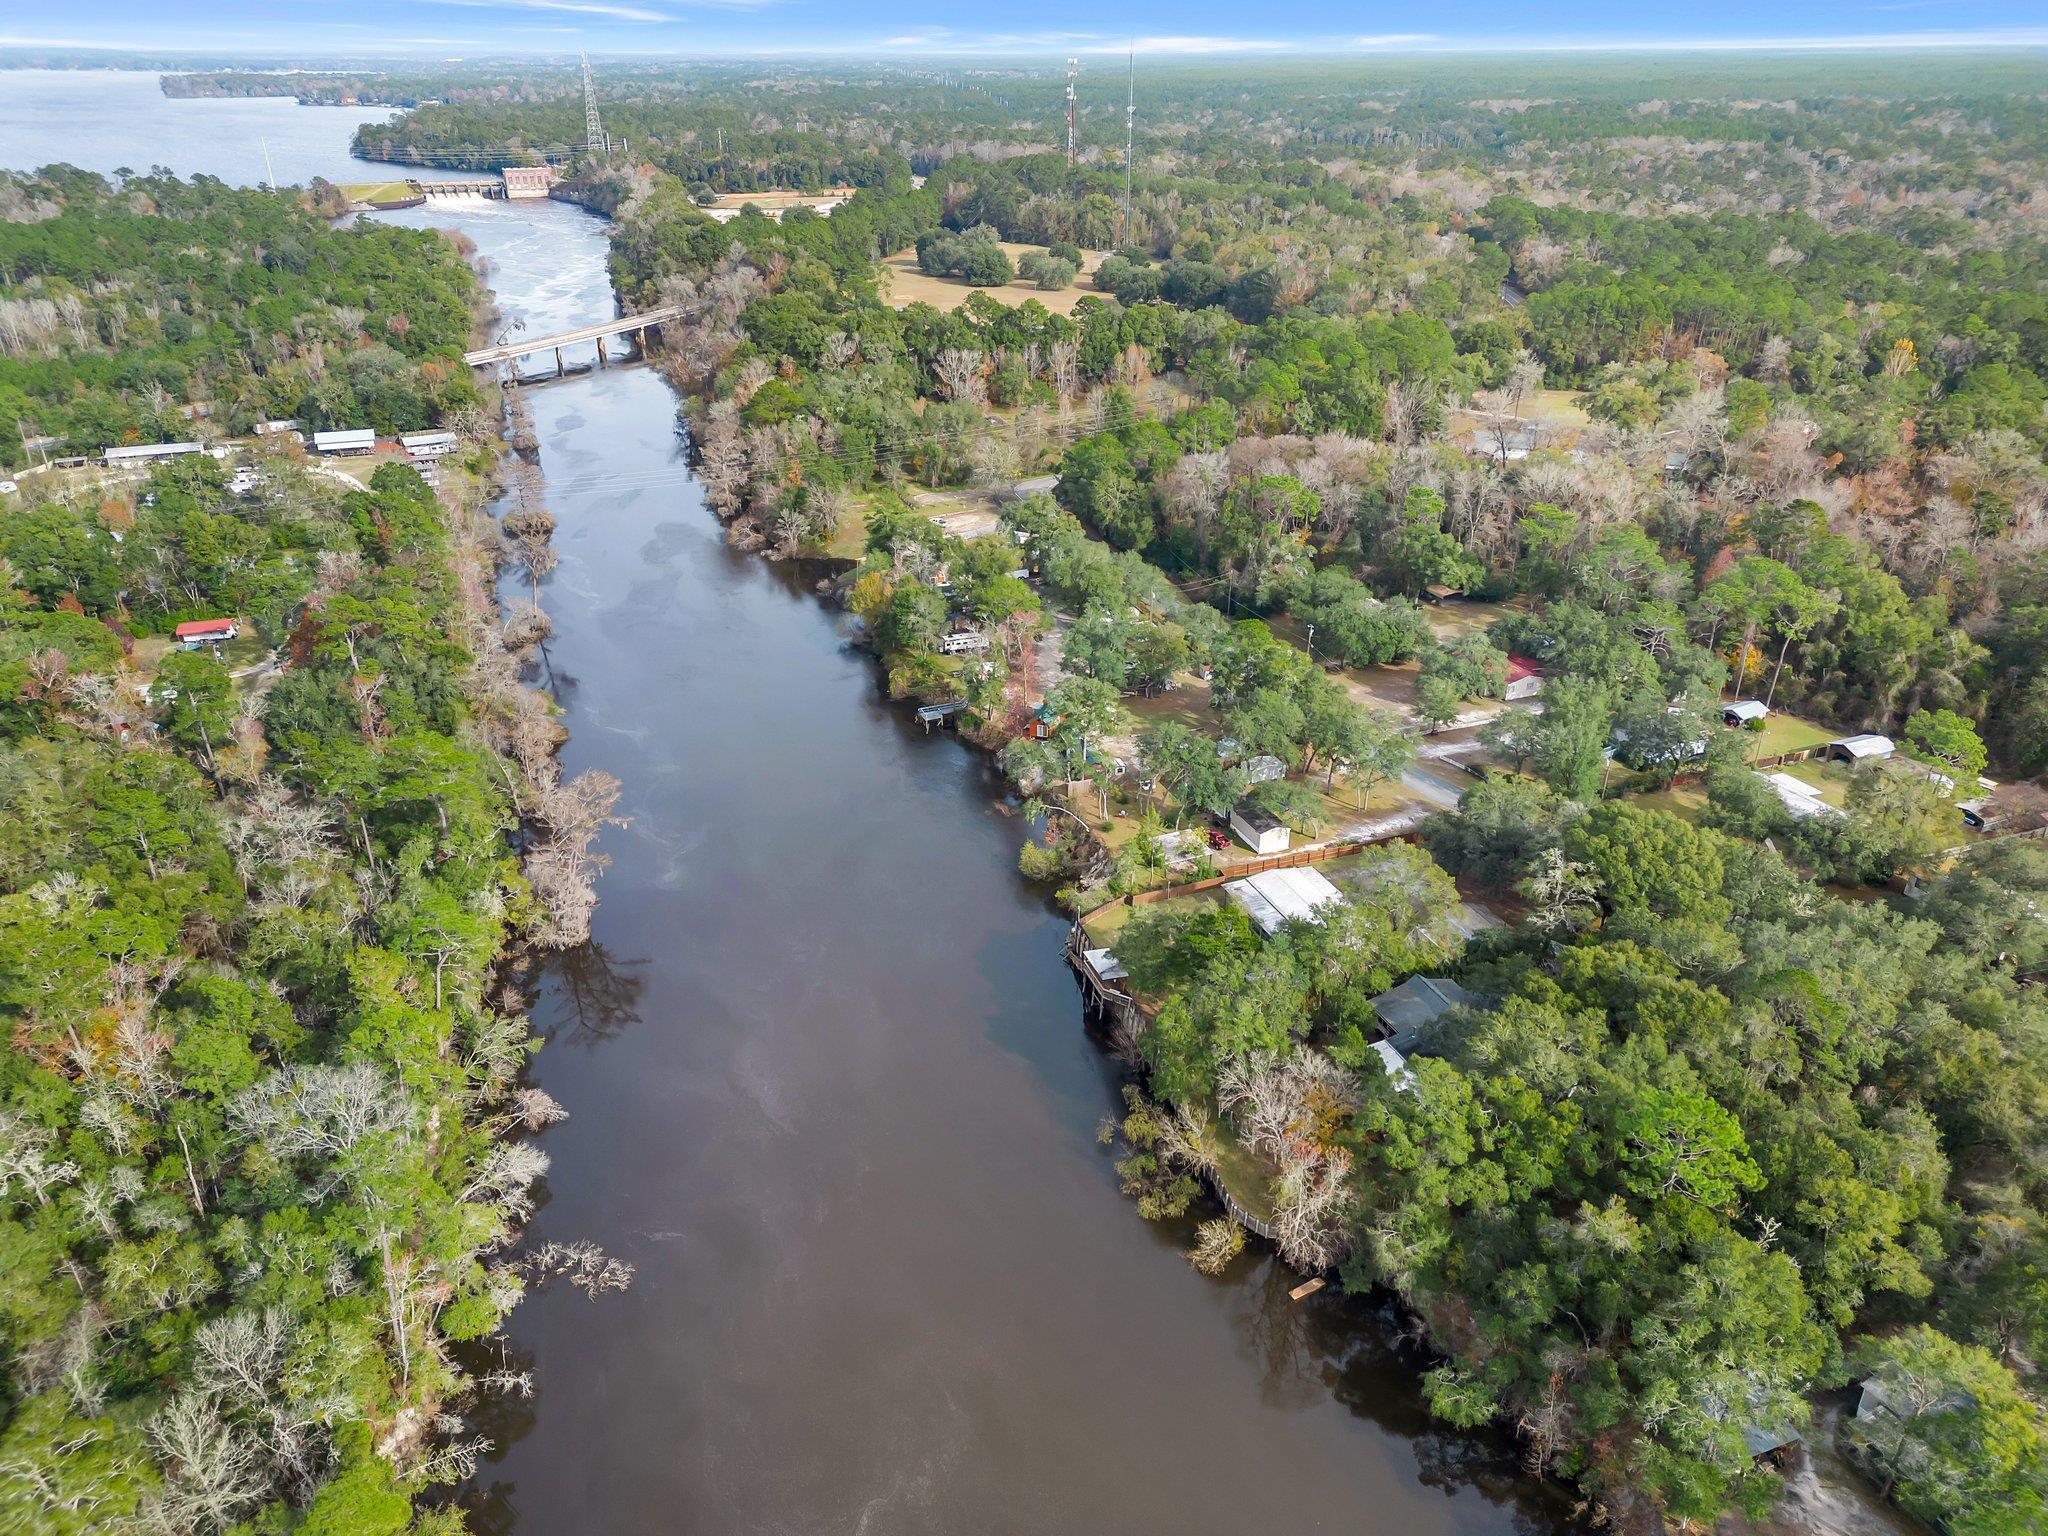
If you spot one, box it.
[880,243,1108,315]
[1737,711,1837,760]
[1211,1118,1279,1223]
[339,181,418,204]
[706,189,852,212]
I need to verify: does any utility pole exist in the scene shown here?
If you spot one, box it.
[1121,46,1134,247]
[1065,57,1077,168]
[582,53,608,154]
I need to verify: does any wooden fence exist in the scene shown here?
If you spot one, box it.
[1112,829,1421,910]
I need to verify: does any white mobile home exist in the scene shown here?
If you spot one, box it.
[400,431,460,461]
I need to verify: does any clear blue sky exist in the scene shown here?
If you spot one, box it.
[5,0,2046,57]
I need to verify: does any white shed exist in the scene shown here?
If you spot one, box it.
[1228,802,1290,855]
[1722,700,1769,726]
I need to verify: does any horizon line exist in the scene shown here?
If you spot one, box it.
[6,28,2048,59]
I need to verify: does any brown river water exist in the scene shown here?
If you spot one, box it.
[424,199,1584,1536]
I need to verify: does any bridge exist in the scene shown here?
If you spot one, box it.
[463,307,685,374]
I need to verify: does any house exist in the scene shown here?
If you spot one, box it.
[312,428,376,456]
[1228,802,1290,855]
[1611,709,1709,769]
[1368,975,1480,1056]
[253,418,300,437]
[1223,866,1344,935]
[1827,733,1895,764]
[400,431,459,461]
[1856,1374,1975,1426]
[102,440,203,466]
[1664,449,1691,477]
[501,165,555,199]
[1504,656,1543,702]
[174,618,238,649]
[1722,700,1769,727]
[936,625,990,656]
[1961,781,2048,834]
[227,466,260,495]
[1028,702,1060,740]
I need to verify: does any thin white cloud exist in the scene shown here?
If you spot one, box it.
[1347,35,1441,47]
[426,0,774,19]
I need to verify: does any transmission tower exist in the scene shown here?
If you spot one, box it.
[582,54,609,154]
[1065,57,1077,167]
[1120,47,1134,245]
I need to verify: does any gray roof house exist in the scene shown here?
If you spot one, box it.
[1368,976,1480,1055]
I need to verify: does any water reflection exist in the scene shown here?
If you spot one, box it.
[533,940,647,1050]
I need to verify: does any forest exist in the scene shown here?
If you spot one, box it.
[0,168,483,470]
[456,52,2048,1533]
[0,175,618,1533]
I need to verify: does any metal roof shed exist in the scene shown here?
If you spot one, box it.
[1827,733,1895,763]
[102,441,201,464]
[1223,867,1344,936]
[313,428,376,455]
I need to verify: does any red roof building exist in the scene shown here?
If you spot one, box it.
[174,618,237,642]
[1505,655,1544,701]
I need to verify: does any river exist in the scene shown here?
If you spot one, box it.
[6,73,1585,1535]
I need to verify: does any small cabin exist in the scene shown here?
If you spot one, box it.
[1722,700,1769,728]
[1504,656,1544,702]
[174,618,238,649]
[1826,733,1895,765]
[1028,703,1060,741]
[1228,802,1290,856]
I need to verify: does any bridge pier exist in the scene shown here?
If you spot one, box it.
[554,346,565,378]
[596,335,607,368]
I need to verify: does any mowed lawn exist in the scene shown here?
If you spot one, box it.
[880,243,1108,314]
[1735,710,1837,760]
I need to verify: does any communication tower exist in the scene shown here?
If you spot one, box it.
[1065,58,1077,167]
